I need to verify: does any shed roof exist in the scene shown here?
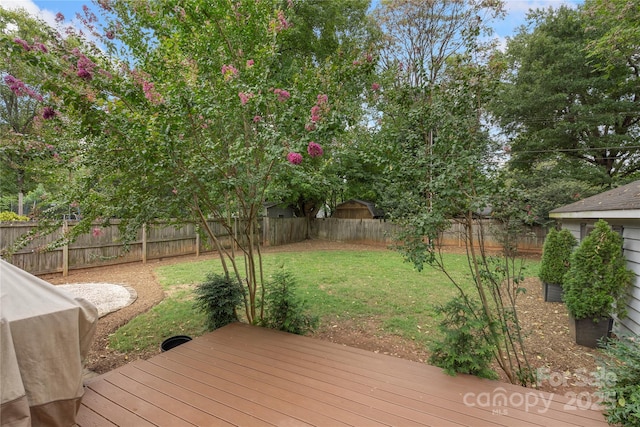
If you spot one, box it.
[549,180,640,219]
[336,199,385,218]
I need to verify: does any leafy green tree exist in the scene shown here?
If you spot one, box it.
[372,0,504,218]
[493,6,640,187]
[0,8,68,216]
[267,0,380,220]
[584,0,640,74]
[502,161,601,226]
[371,0,537,386]
[2,1,373,324]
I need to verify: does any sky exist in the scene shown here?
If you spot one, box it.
[2,0,583,44]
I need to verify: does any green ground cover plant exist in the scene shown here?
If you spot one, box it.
[110,249,539,353]
[597,335,640,426]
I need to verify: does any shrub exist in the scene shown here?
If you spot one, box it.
[429,296,498,380]
[259,268,318,335]
[0,211,29,221]
[539,228,577,285]
[597,335,640,426]
[193,272,244,331]
[563,219,634,320]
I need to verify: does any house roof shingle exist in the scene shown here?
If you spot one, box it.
[549,180,640,218]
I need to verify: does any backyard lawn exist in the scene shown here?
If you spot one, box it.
[110,249,540,354]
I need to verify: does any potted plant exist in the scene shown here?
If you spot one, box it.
[539,228,577,302]
[563,220,634,348]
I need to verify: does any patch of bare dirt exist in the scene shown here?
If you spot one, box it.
[42,240,601,396]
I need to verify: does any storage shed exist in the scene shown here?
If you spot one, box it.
[549,180,640,337]
[263,202,295,218]
[332,200,384,219]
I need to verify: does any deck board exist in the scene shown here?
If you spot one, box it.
[78,323,608,426]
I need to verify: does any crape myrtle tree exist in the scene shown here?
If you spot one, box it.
[0,8,74,216]
[2,0,375,324]
[493,5,640,191]
[264,0,381,222]
[372,0,536,386]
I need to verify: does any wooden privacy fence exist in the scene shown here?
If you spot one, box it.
[1,217,544,275]
[1,219,250,276]
[311,218,546,252]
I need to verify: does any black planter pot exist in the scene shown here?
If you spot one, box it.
[161,335,192,352]
[543,282,564,302]
[568,315,613,348]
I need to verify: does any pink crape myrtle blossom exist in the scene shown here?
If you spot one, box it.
[13,38,31,51]
[131,69,162,104]
[310,105,321,123]
[371,82,380,91]
[55,12,65,22]
[221,64,238,81]
[274,10,291,31]
[4,75,44,101]
[309,93,329,123]
[142,81,163,104]
[307,141,323,158]
[246,59,254,68]
[253,115,262,123]
[34,42,48,53]
[76,54,96,80]
[42,107,57,119]
[273,88,290,102]
[238,91,254,105]
[92,227,102,237]
[287,152,303,165]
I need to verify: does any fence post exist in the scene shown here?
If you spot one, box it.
[62,221,69,277]
[195,231,200,257]
[142,223,147,264]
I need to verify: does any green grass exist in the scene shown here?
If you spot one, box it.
[110,249,540,352]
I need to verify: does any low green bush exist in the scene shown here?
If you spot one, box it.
[428,296,498,380]
[539,228,576,285]
[259,267,318,335]
[193,272,244,330]
[0,211,29,221]
[598,335,640,426]
[563,220,634,320]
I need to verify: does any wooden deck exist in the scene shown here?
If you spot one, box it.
[77,323,608,426]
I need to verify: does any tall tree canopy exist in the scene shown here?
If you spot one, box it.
[368,0,538,386]
[372,0,504,220]
[584,0,639,73]
[1,0,375,323]
[0,8,69,215]
[493,5,640,187]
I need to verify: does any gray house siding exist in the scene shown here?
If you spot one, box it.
[621,224,640,336]
[562,222,582,242]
